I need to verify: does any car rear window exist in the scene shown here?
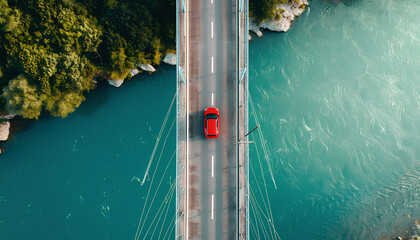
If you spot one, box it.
[206,113,218,119]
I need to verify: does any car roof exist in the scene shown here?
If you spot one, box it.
[206,118,217,135]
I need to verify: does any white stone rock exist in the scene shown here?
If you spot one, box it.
[249,20,263,37]
[261,12,292,32]
[0,121,10,141]
[0,114,16,120]
[108,79,124,87]
[92,75,100,84]
[139,64,156,72]
[248,34,252,41]
[415,219,420,229]
[130,68,140,77]
[250,1,309,36]
[163,53,176,65]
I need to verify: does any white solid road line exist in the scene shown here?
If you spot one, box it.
[212,155,214,177]
[211,21,214,38]
[212,93,214,105]
[185,1,189,238]
[211,194,214,219]
[211,56,214,73]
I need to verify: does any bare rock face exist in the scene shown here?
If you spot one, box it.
[0,114,16,120]
[139,64,156,72]
[249,21,263,37]
[250,0,309,37]
[108,79,124,87]
[0,121,10,141]
[163,53,176,65]
[130,68,140,77]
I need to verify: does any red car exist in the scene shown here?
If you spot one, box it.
[204,107,220,138]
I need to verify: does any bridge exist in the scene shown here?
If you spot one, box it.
[176,0,249,239]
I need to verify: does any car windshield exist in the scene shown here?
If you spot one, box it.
[206,113,218,119]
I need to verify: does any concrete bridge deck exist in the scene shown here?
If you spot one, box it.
[176,0,249,239]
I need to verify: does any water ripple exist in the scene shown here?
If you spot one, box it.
[249,0,420,239]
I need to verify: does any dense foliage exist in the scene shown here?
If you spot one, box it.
[0,0,175,119]
[250,0,294,23]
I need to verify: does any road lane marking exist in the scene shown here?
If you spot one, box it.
[211,21,214,38]
[211,56,214,73]
[211,194,214,219]
[212,155,214,177]
[211,0,213,3]
[212,93,214,105]
[185,1,189,239]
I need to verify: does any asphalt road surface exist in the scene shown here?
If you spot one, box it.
[185,0,238,239]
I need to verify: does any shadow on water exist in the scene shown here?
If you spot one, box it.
[76,67,169,117]
[9,117,34,135]
[0,117,33,152]
[76,81,114,116]
[76,74,150,116]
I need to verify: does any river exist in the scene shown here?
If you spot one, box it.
[1,0,420,239]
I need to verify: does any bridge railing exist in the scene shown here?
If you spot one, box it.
[238,0,249,239]
[176,0,187,239]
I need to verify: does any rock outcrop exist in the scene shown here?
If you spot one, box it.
[108,79,124,88]
[0,121,10,141]
[249,0,309,37]
[163,53,176,65]
[249,21,263,37]
[107,65,153,88]
[139,64,156,72]
[130,68,140,77]
[0,114,16,120]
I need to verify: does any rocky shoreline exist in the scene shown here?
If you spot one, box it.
[107,53,176,88]
[0,53,177,150]
[249,0,309,38]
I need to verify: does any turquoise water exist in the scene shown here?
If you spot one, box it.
[0,66,177,239]
[249,0,420,239]
[1,0,420,239]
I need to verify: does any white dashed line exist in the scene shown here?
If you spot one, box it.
[212,155,214,177]
[211,194,214,219]
[212,93,214,105]
[211,21,214,38]
[211,56,214,73]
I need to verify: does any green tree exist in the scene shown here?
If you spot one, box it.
[0,0,21,33]
[250,0,290,23]
[2,75,45,119]
[1,0,100,118]
[44,91,85,118]
[151,38,162,66]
